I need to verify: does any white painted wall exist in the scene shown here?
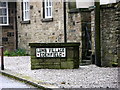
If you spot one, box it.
[76,0,94,8]
[76,0,118,8]
[100,0,116,4]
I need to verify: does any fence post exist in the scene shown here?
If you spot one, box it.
[0,46,4,70]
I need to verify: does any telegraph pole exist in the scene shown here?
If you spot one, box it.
[95,0,101,67]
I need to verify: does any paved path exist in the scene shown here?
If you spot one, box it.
[0,56,119,88]
[0,74,35,89]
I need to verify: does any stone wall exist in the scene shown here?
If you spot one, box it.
[67,10,82,61]
[1,2,17,51]
[17,1,65,53]
[116,2,120,66]
[100,2,119,66]
[29,43,80,69]
[91,10,95,55]
[67,9,92,63]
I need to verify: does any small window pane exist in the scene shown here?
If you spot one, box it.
[0,2,6,7]
[49,7,51,16]
[49,0,52,6]
[46,8,48,16]
[46,0,48,6]
[2,9,7,15]
[3,17,7,24]
[0,9,2,15]
[0,2,8,25]
[0,17,3,24]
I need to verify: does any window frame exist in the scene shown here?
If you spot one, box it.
[0,2,9,26]
[44,0,52,19]
[23,0,30,21]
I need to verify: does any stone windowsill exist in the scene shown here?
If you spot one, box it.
[20,20,31,24]
[41,18,53,22]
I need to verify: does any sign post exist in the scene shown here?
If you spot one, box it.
[0,46,4,70]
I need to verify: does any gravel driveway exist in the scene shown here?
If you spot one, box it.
[2,56,119,88]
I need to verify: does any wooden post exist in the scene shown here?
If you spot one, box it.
[0,46,4,70]
[95,1,101,67]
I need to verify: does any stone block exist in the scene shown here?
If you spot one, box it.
[61,61,74,69]
[31,62,40,66]
[30,48,35,56]
[47,65,60,69]
[31,59,44,63]
[31,65,44,70]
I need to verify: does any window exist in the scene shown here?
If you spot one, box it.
[0,2,9,26]
[43,0,52,19]
[23,0,30,21]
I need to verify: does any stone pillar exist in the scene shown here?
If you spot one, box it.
[91,10,95,64]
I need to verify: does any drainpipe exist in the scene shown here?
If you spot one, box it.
[95,1,101,67]
[64,0,67,43]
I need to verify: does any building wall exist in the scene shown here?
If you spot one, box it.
[67,11,82,61]
[17,1,65,53]
[67,8,91,63]
[116,2,120,67]
[90,2,119,66]
[1,2,17,51]
[100,3,119,66]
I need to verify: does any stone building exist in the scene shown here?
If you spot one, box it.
[0,0,119,66]
[17,1,65,53]
[0,2,17,51]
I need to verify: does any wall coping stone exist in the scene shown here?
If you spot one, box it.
[29,43,80,47]
[68,8,91,13]
[100,2,119,9]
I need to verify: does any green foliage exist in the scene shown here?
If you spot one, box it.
[112,62,118,67]
[4,50,10,56]
[4,48,28,56]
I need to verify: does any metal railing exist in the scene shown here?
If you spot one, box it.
[0,46,4,70]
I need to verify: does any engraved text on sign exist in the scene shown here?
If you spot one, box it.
[36,48,66,58]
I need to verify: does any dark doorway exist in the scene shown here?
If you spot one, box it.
[81,22,92,65]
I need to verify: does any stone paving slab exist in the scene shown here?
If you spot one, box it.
[0,56,119,89]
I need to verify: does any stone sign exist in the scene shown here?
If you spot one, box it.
[36,48,66,58]
[29,43,80,69]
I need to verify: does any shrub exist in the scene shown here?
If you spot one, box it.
[15,48,26,56]
[4,48,28,56]
[4,50,10,56]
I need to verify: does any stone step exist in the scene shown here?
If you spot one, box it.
[81,59,92,65]
[86,56,91,60]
